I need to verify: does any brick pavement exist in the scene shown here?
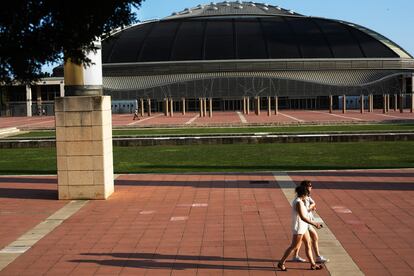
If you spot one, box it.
[0,170,413,275]
[1,110,413,131]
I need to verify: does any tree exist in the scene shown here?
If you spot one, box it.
[0,0,143,84]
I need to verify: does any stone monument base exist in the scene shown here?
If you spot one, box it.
[55,96,114,199]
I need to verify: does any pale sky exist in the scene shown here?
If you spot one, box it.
[44,0,413,73]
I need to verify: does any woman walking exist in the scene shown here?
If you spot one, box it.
[292,180,329,263]
[277,185,323,271]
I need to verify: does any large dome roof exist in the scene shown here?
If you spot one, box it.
[102,1,411,64]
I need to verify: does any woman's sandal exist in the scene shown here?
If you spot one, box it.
[277,262,287,271]
[311,264,324,270]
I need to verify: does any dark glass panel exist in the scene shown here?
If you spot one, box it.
[205,21,235,59]
[286,17,332,58]
[261,18,301,58]
[107,24,152,63]
[313,19,364,58]
[348,28,398,58]
[236,19,267,59]
[140,21,180,61]
[171,21,205,61]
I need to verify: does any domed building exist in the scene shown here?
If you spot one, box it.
[1,1,413,116]
[97,1,413,114]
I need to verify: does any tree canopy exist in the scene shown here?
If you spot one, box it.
[0,0,143,83]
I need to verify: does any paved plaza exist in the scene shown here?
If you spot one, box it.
[0,110,413,130]
[0,170,413,275]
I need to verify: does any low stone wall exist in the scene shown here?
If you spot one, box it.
[1,133,414,148]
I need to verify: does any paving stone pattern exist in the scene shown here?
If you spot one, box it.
[0,170,413,275]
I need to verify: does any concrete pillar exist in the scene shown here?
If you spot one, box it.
[147,98,151,116]
[394,94,398,111]
[411,93,414,113]
[246,97,250,114]
[164,98,169,116]
[360,95,364,113]
[329,95,333,113]
[399,94,404,113]
[26,85,32,117]
[199,98,203,117]
[243,97,247,114]
[203,98,207,117]
[267,96,271,116]
[182,98,186,115]
[368,94,373,112]
[383,95,387,113]
[36,86,42,116]
[274,96,278,115]
[59,82,65,97]
[209,98,213,117]
[57,39,113,200]
[140,99,144,117]
[169,98,174,117]
[342,95,346,113]
[55,96,113,200]
[255,97,260,115]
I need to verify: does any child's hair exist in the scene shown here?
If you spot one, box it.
[300,180,312,187]
[295,185,308,197]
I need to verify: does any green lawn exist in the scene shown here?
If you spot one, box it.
[8,123,414,138]
[0,141,413,174]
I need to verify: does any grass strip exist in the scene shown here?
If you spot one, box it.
[0,141,413,175]
[9,123,414,138]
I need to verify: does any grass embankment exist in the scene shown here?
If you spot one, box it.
[0,141,413,175]
[8,123,414,138]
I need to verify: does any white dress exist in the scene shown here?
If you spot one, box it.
[291,197,309,235]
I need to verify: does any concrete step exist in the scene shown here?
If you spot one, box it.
[0,127,20,138]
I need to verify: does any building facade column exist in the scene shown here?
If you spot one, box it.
[255,96,260,115]
[59,82,65,97]
[246,97,250,114]
[26,85,32,117]
[57,39,113,200]
[164,98,169,116]
[36,86,42,116]
[399,94,404,113]
[199,98,203,117]
[182,98,186,115]
[411,93,414,113]
[267,96,271,116]
[243,97,247,114]
[360,95,364,113]
[368,94,373,112]
[169,98,174,117]
[383,94,387,113]
[386,94,390,112]
[329,95,333,113]
[203,98,207,117]
[140,99,144,116]
[274,96,278,115]
[342,95,346,113]
[394,94,398,111]
[209,98,213,117]
[147,98,151,116]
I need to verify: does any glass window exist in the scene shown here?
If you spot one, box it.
[236,19,267,59]
[171,21,205,61]
[205,20,235,60]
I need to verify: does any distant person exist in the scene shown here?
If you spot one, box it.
[277,185,323,271]
[133,108,139,120]
[292,180,329,264]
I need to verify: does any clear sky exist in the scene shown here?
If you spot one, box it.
[136,0,414,55]
[43,0,413,73]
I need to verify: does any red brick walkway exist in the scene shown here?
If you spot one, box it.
[0,170,413,275]
[1,109,413,130]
